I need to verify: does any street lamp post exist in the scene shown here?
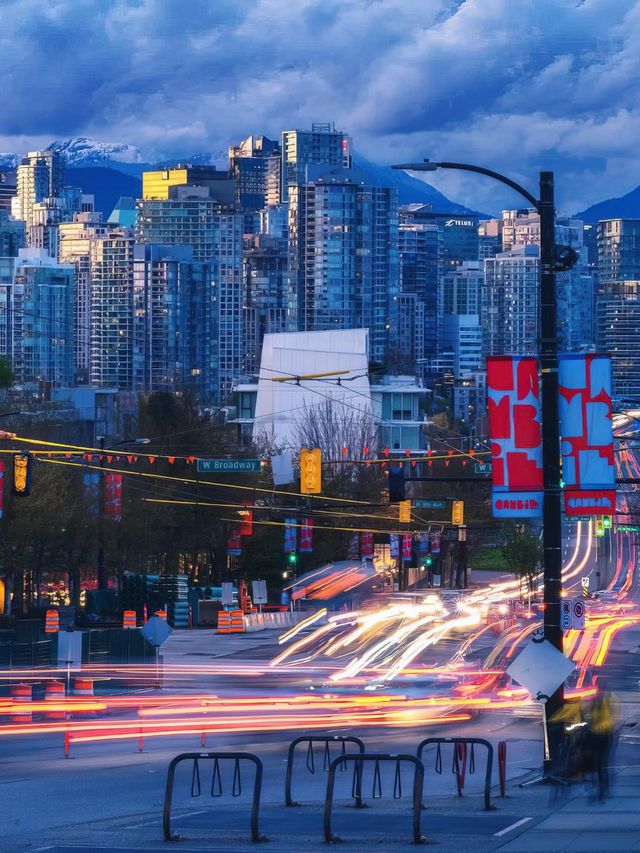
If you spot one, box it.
[96,436,150,594]
[393,160,564,767]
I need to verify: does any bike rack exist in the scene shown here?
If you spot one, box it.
[163,751,264,843]
[324,753,425,845]
[285,735,366,807]
[416,737,495,811]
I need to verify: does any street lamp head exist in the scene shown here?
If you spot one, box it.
[391,159,439,172]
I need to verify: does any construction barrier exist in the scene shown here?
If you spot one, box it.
[44,608,59,633]
[163,752,264,843]
[44,680,66,720]
[229,610,245,633]
[10,683,32,723]
[498,740,507,797]
[217,611,231,634]
[244,611,309,632]
[123,610,137,629]
[72,677,96,716]
[155,609,167,620]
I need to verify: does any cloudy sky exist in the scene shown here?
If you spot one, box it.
[1,0,639,213]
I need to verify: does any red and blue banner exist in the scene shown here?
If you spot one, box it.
[104,473,122,521]
[402,534,413,559]
[389,534,400,558]
[300,519,313,552]
[360,532,374,558]
[559,354,616,516]
[0,460,3,519]
[227,528,242,556]
[284,518,297,553]
[487,356,543,517]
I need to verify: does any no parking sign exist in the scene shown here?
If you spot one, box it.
[572,599,585,630]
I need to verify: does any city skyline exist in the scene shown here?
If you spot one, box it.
[1,1,640,213]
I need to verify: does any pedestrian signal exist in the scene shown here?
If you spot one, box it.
[300,448,321,494]
[12,452,32,496]
[452,500,464,526]
[399,500,411,523]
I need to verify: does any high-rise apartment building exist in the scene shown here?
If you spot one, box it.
[132,244,216,400]
[281,124,351,202]
[398,220,441,370]
[596,220,640,401]
[137,182,243,400]
[12,150,66,233]
[0,248,75,387]
[243,234,288,374]
[0,208,25,257]
[89,229,135,388]
[58,214,115,383]
[287,167,398,364]
[142,165,235,204]
[442,260,483,315]
[483,244,540,356]
[597,219,640,286]
[228,136,281,212]
[0,171,16,213]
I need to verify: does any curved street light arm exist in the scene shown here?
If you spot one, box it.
[435,162,540,210]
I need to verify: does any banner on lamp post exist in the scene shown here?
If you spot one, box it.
[104,473,122,521]
[284,518,297,553]
[360,531,374,558]
[300,518,313,552]
[559,354,616,517]
[487,356,543,518]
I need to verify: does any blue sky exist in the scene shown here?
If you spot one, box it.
[1,0,639,213]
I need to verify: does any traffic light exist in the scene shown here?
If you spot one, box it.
[595,517,605,537]
[300,448,322,494]
[288,552,298,566]
[399,500,411,523]
[451,500,464,526]
[424,554,433,568]
[388,466,405,502]
[12,452,32,496]
[603,515,612,529]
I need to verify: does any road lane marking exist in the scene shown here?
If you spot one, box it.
[125,809,208,829]
[493,817,532,837]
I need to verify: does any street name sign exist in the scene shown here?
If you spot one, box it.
[475,462,492,475]
[197,458,261,474]
[414,500,445,510]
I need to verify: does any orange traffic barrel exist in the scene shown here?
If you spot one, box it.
[44,680,66,720]
[45,609,59,633]
[10,683,32,723]
[72,677,96,716]
[123,610,137,629]
[217,611,231,634]
[155,609,167,620]
[229,609,245,633]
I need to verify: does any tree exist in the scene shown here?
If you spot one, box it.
[501,524,543,594]
[0,357,13,391]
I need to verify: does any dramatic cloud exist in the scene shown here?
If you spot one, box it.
[1,0,639,211]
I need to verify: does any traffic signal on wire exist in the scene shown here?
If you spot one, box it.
[451,500,464,526]
[12,452,32,496]
[399,500,412,523]
[300,448,322,494]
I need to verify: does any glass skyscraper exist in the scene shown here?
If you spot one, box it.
[287,167,398,365]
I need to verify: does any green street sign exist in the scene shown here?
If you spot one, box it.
[414,499,445,510]
[616,524,640,533]
[197,458,261,474]
[474,462,491,475]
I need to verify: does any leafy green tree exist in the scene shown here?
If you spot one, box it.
[501,524,543,593]
[0,357,14,391]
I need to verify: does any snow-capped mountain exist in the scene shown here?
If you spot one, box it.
[0,152,18,171]
[47,137,143,167]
